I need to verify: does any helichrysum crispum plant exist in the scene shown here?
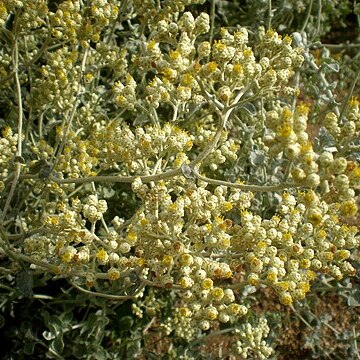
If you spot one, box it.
[0,0,359,358]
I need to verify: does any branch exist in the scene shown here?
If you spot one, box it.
[70,280,145,300]
[1,37,23,223]
[192,167,301,192]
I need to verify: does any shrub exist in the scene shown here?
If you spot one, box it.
[0,1,359,358]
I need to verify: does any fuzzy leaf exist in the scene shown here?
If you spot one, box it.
[347,289,360,307]
[241,102,257,115]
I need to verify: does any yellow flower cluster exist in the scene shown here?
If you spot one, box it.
[0,127,18,184]
[50,0,118,44]
[232,190,358,306]
[0,0,48,29]
[82,122,194,173]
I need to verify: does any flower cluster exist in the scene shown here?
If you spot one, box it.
[233,190,358,306]
[83,194,108,223]
[0,0,48,30]
[50,0,119,44]
[33,46,82,111]
[84,122,194,173]
[0,127,17,188]
[263,103,321,187]
[234,318,274,359]
[132,0,206,26]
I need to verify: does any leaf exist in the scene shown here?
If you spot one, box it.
[118,316,134,331]
[310,41,323,49]
[347,289,360,307]
[249,150,266,166]
[48,314,64,336]
[327,81,338,91]
[93,347,108,360]
[16,269,33,298]
[242,285,257,296]
[102,187,115,198]
[292,32,303,46]
[240,102,256,115]
[314,127,338,151]
[52,335,64,354]
[319,93,331,102]
[127,339,142,358]
[146,352,160,360]
[42,330,55,341]
[322,62,340,73]
[351,152,360,163]
[308,84,320,95]
[41,310,51,326]
[72,343,87,358]
[23,341,35,355]
[181,163,194,179]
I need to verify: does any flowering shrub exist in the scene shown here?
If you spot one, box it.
[0,1,359,358]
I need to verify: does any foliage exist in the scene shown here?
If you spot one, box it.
[0,0,360,358]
